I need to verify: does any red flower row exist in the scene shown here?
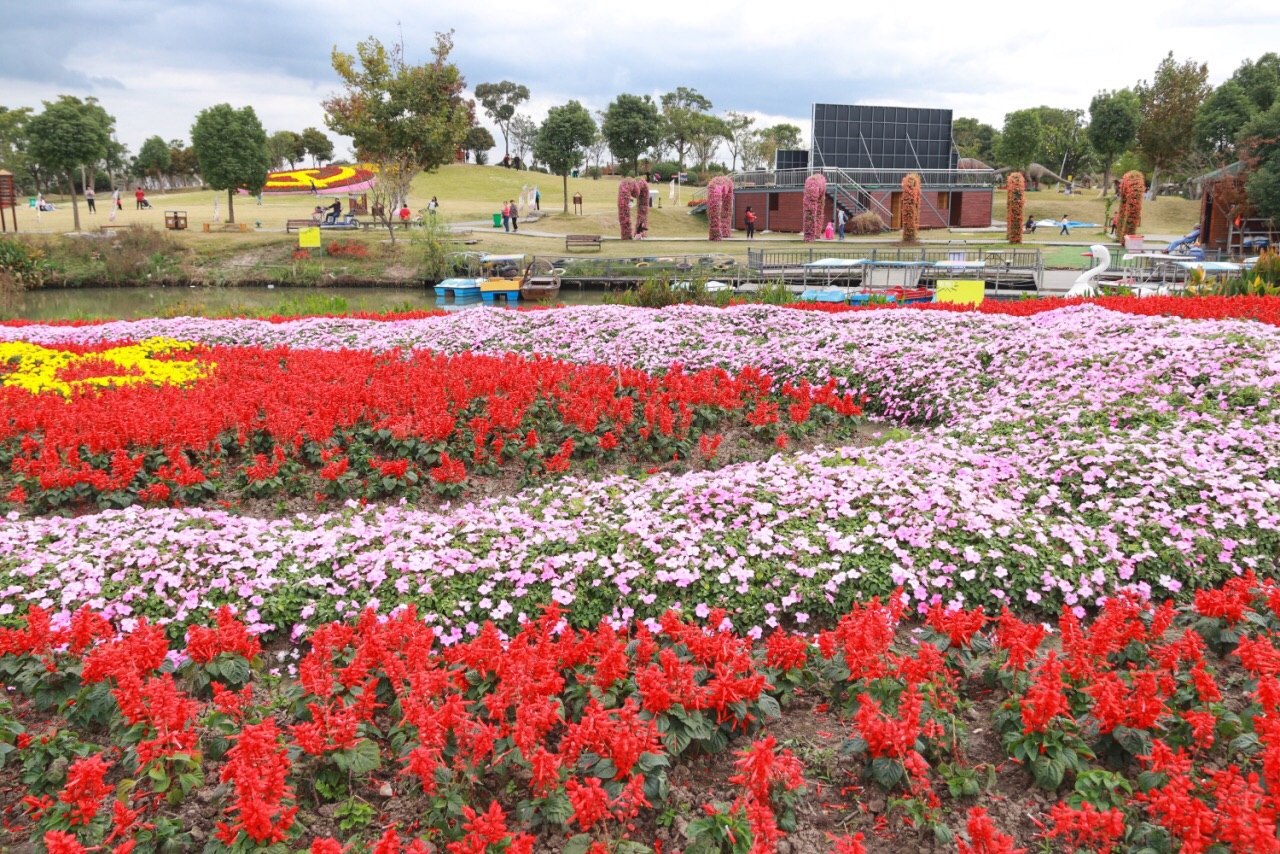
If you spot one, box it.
[7,571,1280,851]
[0,345,863,511]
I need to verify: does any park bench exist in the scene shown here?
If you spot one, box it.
[566,234,602,251]
[286,219,319,233]
[360,219,418,231]
[202,222,249,233]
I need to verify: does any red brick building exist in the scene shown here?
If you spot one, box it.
[724,103,996,233]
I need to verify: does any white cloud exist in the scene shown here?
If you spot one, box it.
[0,0,1275,163]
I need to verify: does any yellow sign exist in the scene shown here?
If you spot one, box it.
[935,280,985,306]
[298,227,321,249]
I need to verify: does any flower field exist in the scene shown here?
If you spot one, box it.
[263,166,377,194]
[1,298,1279,851]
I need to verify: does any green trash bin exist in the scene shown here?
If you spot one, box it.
[571,169,578,178]
[492,212,502,228]
[28,197,36,208]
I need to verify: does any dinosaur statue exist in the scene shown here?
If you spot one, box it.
[991,163,1068,186]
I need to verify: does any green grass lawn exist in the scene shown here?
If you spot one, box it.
[16,165,1204,277]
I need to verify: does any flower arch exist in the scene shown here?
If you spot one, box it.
[705,176,735,241]
[1006,172,1026,244]
[802,175,827,243]
[617,178,650,240]
[1117,170,1145,238]
[901,173,922,243]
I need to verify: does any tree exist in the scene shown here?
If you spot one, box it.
[660,87,713,168]
[1031,107,1091,178]
[509,113,538,167]
[26,96,110,232]
[464,126,495,164]
[1195,81,1256,157]
[722,112,756,172]
[534,100,596,212]
[601,93,661,176]
[1089,89,1141,194]
[324,33,470,243]
[1136,52,1210,198]
[136,135,172,187]
[0,106,34,192]
[689,114,729,170]
[586,128,609,173]
[757,124,802,170]
[190,103,269,225]
[474,81,530,159]
[952,117,1000,164]
[168,141,199,186]
[266,130,299,170]
[1242,103,1280,224]
[1231,52,1280,113]
[998,110,1043,174]
[300,127,334,166]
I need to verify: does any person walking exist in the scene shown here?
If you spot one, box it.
[509,199,518,232]
[745,206,756,239]
[135,187,146,210]
[535,188,540,211]
[85,186,96,213]
[428,196,438,215]
[836,208,848,240]
[501,200,510,232]
[1058,214,1070,236]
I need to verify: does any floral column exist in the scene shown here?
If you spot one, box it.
[706,176,734,240]
[1117,171,1145,239]
[802,175,826,243]
[901,173,921,244]
[1006,172,1026,244]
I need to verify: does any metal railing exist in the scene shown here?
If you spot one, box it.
[731,166,998,190]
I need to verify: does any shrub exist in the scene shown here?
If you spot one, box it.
[848,211,886,235]
[0,237,47,296]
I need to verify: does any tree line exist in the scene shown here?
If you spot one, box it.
[957,51,1280,219]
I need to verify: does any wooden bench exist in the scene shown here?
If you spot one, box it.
[566,234,602,251]
[286,219,320,233]
[202,222,249,233]
[360,219,418,231]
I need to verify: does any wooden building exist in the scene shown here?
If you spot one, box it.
[1196,161,1277,256]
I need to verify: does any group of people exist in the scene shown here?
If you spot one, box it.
[501,200,519,232]
[1022,214,1072,235]
[36,187,133,214]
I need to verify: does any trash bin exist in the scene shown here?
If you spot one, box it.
[492,213,502,228]
[28,197,36,208]
[571,169,578,179]
[649,190,659,208]
[1124,235,1145,251]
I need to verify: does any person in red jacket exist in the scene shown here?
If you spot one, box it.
[135,187,146,209]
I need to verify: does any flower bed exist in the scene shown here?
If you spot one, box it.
[0,342,862,512]
[263,166,376,195]
[4,579,1280,851]
[0,304,1277,638]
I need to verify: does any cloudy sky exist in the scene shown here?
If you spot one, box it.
[2,0,1276,162]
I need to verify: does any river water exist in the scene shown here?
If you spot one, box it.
[9,285,615,322]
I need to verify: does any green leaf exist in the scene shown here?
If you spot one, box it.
[563,834,595,854]
[540,791,574,826]
[340,739,383,775]
[1032,756,1067,791]
[755,694,781,719]
[870,757,905,789]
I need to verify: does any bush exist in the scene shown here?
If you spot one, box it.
[651,161,681,183]
[588,166,602,180]
[848,212,887,235]
[0,237,47,293]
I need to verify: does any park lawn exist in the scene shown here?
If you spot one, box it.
[988,186,1201,236]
